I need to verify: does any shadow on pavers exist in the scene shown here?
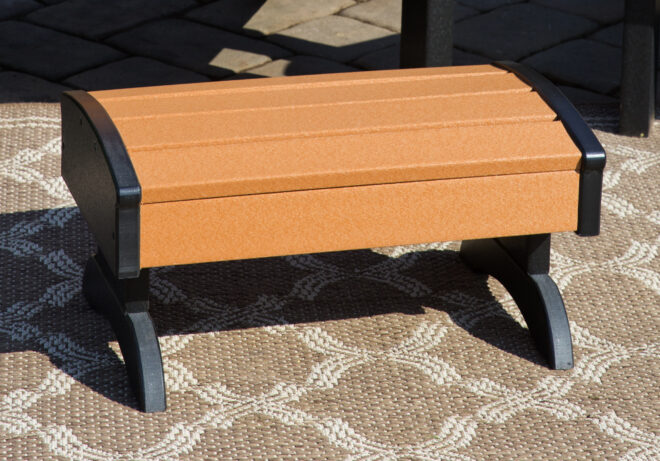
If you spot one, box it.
[0,0,642,128]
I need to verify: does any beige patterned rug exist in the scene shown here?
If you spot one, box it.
[0,102,658,460]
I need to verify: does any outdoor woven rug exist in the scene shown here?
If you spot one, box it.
[0,102,658,460]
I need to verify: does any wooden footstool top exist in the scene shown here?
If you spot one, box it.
[62,63,604,278]
[89,64,581,204]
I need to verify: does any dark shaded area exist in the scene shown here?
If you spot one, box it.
[1,207,547,410]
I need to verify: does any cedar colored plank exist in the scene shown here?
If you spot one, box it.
[132,121,580,203]
[96,73,530,119]
[140,170,579,268]
[113,92,556,152]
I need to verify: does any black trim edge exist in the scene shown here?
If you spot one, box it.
[494,61,606,237]
[61,90,141,279]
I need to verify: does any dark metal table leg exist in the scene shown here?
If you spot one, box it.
[620,0,658,137]
[459,234,573,370]
[83,251,166,412]
[400,0,454,68]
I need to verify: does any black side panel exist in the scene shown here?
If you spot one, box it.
[494,61,606,237]
[61,91,141,279]
[400,0,454,68]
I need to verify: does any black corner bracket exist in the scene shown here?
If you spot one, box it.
[61,91,141,279]
[494,61,606,237]
[460,234,573,370]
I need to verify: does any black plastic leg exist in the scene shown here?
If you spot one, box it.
[459,234,573,370]
[400,0,454,68]
[620,0,657,137]
[83,251,166,412]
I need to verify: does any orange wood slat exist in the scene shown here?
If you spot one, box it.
[94,73,530,119]
[88,65,584,207]
[133,121,581,204]
[140,170,580,268]
[110,91,555,152]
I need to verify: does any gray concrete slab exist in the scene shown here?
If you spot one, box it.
[26,0,196,40]
[0,0,41,20]
[532,0,624,24]
[0,21,124,80]
[107,18,290,78]
[340,0,401,33]
[248,55,357,77]
[187,0,355,36]
[0,71,70,102]
[64,57,210,91]
[523,39,622,94]
[454,3,598,61]
[269,15,397,63]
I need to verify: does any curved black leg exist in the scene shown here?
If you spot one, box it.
[459,234,573,370]
[83,252,166,412]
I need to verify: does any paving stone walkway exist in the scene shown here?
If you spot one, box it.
[0,0,641,106]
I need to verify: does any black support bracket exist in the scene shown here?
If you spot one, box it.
[83,250,166,412]
[460,234,573,370]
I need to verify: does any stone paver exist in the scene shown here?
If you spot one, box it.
[532,0,624,24]
[523,39,622,94]
[351,44,490,71]
[0,21,124,80]
[590,23,622,48]
[187,0,355,37]
[64,57,210,91]
[340,0,401,33]
[457,0,524,12]
[0,71,70,102]
[351,44,399,70]
[453,48,490,66]
[247,55,357,77]
[269,15,397,63]
[107,18,290,78]
[454,3,480,22]
[0,0,636,106]
[26,0,196,40]
[340,0,479,31]
[0,0,41,20]
[454,3,598,61]
[558,85,617,105]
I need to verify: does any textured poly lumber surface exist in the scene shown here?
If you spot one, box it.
[140,170,579,268]
[90,65,582,204]
[1,102,659,460]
